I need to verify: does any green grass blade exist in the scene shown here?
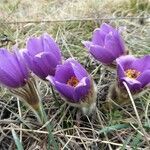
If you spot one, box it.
[11,128,24,150]
[99,123,130,134]
[39,103,58,150]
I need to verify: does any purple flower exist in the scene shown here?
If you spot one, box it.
[0,48,28,88]
[47,59,93,103]
[116,55,150,92]
[83,23,126,65]
[21,33,62,80]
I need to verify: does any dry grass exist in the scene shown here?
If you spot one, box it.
[0,0,150,149]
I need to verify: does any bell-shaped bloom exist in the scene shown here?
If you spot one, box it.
[47,59,97,114]
[116,55,150,92]
[0,48,48,124]
[83,23,126,65]
[21,33,62,80]
[0,48,28,88]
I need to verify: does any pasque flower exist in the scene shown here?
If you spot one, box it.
[116,55,150,92]
[21,33,62,80]
[0,47,58,145]
[0,48,45,122]
[83,23,126,65]
[47,59,97,114]
[0,48,28,88]
[0,47,39,109]
[103,55,150,110]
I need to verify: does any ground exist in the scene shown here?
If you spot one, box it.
[0,0,150,149]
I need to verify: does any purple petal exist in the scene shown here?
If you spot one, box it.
[0,48,27,87]
[115,31,125,55]
[0,67,22,87]
[91,28,106,46]
[34,52,59,76]
[137,70,150,88]
[48,76,77,102]
[131,55,150,72]
[26,37,43,56]
[0,68,25,88]
[121,77,142,92]
[42,33,61,61]
[117,63,125,79]
[54,63,75,83]
[89,45,115,64]
[75,77,91,100]
[116,55,136,71]
[0,49,19,72]
[100,23,115,33]
[14,48,28,79]
[23,51,47,79]
[0,49,27,85]
[104,31,125,57]
[67,59,88,80]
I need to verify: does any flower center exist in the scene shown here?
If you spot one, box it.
[125,69,141,79]
[67,76,79,87]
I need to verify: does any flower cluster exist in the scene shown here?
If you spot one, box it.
[83,23,150,94]
[0,33,97,115]
[0,34,63,122]
[0,23,149,119]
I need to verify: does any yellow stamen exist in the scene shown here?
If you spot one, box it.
[67,76,79,87]
[125,69,141,79]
